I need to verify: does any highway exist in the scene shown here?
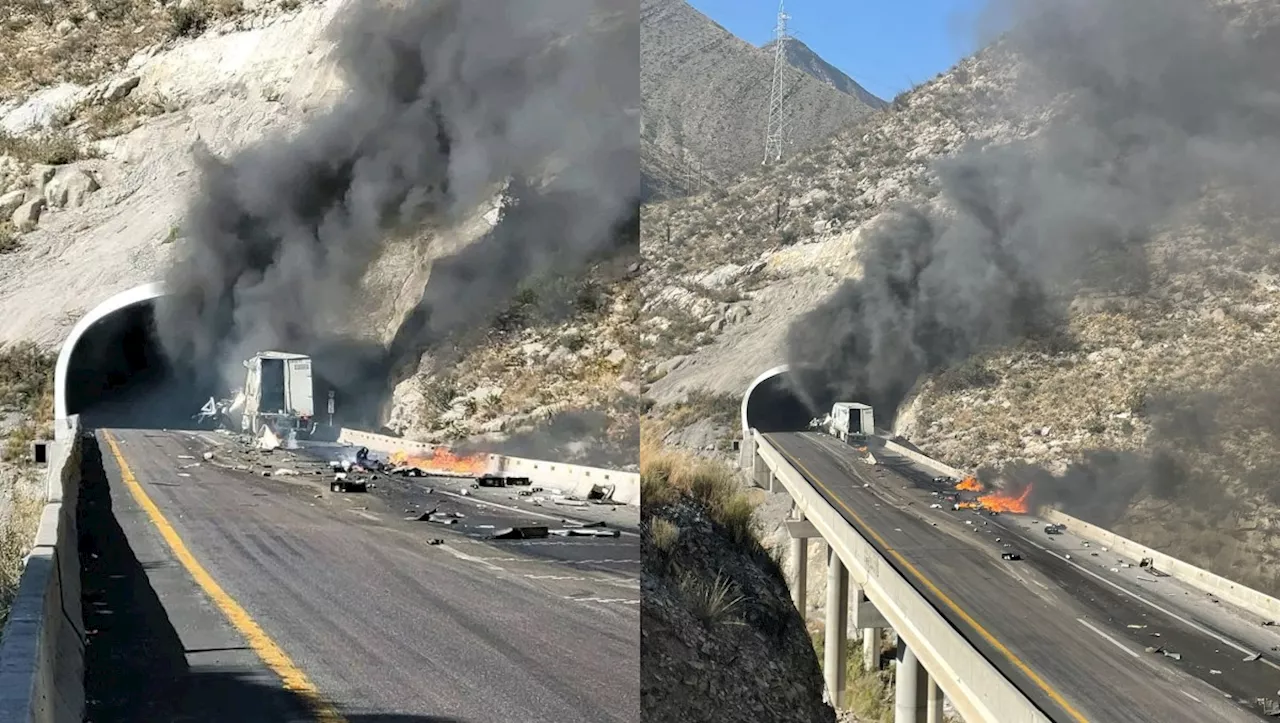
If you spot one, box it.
[765,431,1280,723]
[81,428,639,723]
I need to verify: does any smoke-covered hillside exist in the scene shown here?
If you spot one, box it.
[642,0,1280,593]
[0,0,639,465]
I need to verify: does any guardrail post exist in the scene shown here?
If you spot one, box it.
[824,548,849,707]
[790,508,808,613]
[895,641,928,723]
[925,674,942,723]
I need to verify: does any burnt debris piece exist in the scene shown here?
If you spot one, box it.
[474,474,532,488]
[491,526,551,540]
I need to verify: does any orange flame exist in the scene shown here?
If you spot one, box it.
[389,448,488,476]
[976,485,1033,514]
[956,476,984,492]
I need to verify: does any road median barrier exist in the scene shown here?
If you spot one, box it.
[880,434,1280,625]
[334,427,639,506]
[1040,507,1280,623]
[0,417,86,723]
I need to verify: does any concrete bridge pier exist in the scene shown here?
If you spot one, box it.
[825,547,849,707]
[926,675,943,723]
[784,511,819,614]
[753,458,772,488]
[862,626,882,671]
[894,641,928,723]
[850,585,889,671]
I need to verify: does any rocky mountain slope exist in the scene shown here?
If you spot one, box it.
[764,38,888,112]
[0,0,638,467]
[640,0,881,199]
[641,0,1280,594]
[641,440,835,723]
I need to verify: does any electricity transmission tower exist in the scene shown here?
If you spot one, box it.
[763,0,791,165]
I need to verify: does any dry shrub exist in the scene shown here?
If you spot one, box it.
[641,430,755,545]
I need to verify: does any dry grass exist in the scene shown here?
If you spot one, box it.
[657,390,738,432]
[0,482,45,634]
[641,427,755,545]
[809,628,895,722]
[0,128,89,166]
[72,92,174,140]
[0,343,54,637]
[677,568,744,627]
[0,224,19,254]
[648,516,680,553]
[0,0,256,102]
[0,343,55,461]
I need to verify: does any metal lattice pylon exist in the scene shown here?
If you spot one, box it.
[763,0,791,165]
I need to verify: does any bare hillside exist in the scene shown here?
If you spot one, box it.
[0,0,639,466]
[764,37,888,112]
[641,0,1280,595]
[640,0,880,199]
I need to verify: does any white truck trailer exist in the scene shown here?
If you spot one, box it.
[829,402,874,443]
[240,351,316,439]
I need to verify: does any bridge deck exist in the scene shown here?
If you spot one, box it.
[767,431,1277,723]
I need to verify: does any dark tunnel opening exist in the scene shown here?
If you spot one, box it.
[744,371,840,433]
[66,301,216,431]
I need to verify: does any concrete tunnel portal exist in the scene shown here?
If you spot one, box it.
[54,282,214,437]
[741,364,837,437]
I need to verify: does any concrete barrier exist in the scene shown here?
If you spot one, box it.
[1040,508,1280,623]
[879,439,966,480]
[333,427,639,506]
[0,417,85,723]
[753,431,1048,723]
[882,435,1280,624]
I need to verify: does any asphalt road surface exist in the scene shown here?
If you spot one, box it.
[81,428,638,723]
[766,431,1280,723]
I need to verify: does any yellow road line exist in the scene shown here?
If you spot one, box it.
[766,433,1089,723]
[102,430,348,723]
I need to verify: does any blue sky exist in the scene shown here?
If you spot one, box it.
[686,0,995,102]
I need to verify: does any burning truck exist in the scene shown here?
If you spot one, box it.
[194,351,317,445]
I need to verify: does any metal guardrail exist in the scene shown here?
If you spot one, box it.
[751,429,1048,723]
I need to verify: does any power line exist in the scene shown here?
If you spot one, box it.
[763,0,790,165]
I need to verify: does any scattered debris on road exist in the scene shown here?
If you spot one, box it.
[491,526,550,540]
[330,472,368,493]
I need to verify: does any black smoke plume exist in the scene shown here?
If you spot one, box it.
[786,0,1280,425]
[155,0,638,417]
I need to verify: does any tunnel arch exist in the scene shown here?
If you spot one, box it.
[740,362,837,438]
[54,282,168,437]
[741,364,790,437]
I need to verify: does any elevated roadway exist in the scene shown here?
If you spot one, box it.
[765,430,1280,723]
[84,428,639,723]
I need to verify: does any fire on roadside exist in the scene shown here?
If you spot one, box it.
[977,485,1032,514]
[951,475,1033,514]
[389,448,489,476]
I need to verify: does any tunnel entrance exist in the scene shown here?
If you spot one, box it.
[741,364,840,436]
[56,284,215,435]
